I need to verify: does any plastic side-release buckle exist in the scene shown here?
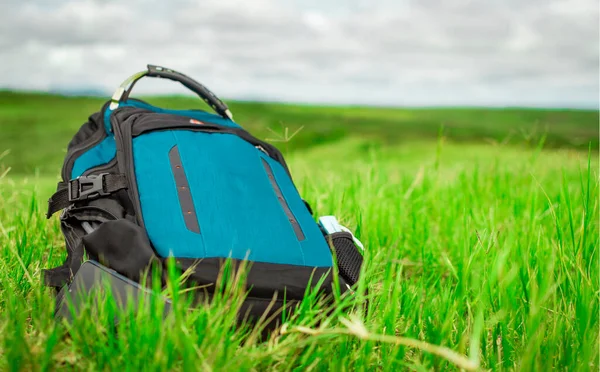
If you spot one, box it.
[68,173,110,202]
[318,215,365,252]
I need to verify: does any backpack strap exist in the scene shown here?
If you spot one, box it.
[47,173,128,218]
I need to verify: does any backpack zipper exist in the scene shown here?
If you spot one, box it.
[112,113,148,230]
[62,125,107,181]
[130,113,295,179]
[82,157,118,176]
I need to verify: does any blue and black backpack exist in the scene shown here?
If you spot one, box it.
[44,65,364,324]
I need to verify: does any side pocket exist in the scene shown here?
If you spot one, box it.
[325,231,363,285]
[43,203,122,290]
[82,219,160,283]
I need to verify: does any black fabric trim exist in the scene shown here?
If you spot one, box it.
[49,215,348,301]
[261,158,305,241]
[43,215,89,289]
[303,200,313,215]
[175,258,346,301]
[236,296,299,333]
[112,111,146,230]
[168,145,200,233]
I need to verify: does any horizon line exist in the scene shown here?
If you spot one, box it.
[1,88,599,112]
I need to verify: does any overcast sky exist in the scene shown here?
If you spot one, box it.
[1,0,598,107]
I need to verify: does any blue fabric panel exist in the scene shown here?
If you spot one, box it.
[132,132,205,259]
[132,130,332,267]
[67,103,118,178]
[68,102,121,177]
[71,136,116,178]
[72,99,240,179]
[259,154,334,267]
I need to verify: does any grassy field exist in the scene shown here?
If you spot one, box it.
[0,91,598,175]
[0,92,598,371]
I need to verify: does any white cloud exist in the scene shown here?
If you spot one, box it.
[0,0,598,107]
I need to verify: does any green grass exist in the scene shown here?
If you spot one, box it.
[0,91,598,175]
[0,137,598,370]
[0,92,598,370]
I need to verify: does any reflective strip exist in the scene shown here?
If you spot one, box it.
[169,145,200,234]
[261,158,305,241]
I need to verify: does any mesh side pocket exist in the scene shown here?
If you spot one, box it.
[326,231,363,285]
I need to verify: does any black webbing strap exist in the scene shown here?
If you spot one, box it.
[327,231,363,285]
[46,173,128,218]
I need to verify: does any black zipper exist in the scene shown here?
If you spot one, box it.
[62,127,106,181]
[67,205,120,221]
[261,158,305,241]
[61,102,144,181]
[130,113,294,178]
[131,115,221,136]
[82,157,118,176]
[63,106,293,184]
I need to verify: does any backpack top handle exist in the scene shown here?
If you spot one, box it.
[109,65,233,121]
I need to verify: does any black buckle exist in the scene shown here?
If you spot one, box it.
[68,173,110,202]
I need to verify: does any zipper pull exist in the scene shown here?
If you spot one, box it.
[255,145,269,155]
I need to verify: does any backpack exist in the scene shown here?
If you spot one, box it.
[44,65,364,325]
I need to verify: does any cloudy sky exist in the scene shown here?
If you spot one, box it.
[1,0,598,107]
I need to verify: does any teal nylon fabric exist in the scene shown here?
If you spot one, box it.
[72,99,240,178]
[71,136,116,178]
[132,130,333,267]
[70,100,332,267]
